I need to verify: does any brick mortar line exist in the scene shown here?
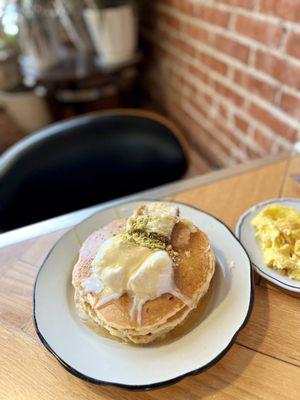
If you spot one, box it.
[185,91,247,157]
[165,77,267,157]
[195,133,235,165]
[158,31,300,133]
[182,99,247,161]
[181,94,267,157]
[176,80,267,155]
[146,46,293,150]
[203,140,235,165]
[158,77,245,156]
[152,74,286,160]
[159,4,275,53]
[211,0,300,32]
[184,108,249,162]
[157,0,300,34]
[248,48,256,68]
[280,84,300,102]
[148,84,236,164]
[153,21,282,96]
[156,3,300,69]
[194,65,299,133]
[279,24,289,53]
[182,100,249,162]
[151,79,267,165]
[228,9,237,31]
[147,26,300,130]
[149,63,292,152]
[186,24,300,101]
[179,69,293,148]
[151,67,292,152]
[144,32,295,147]
[143,24,300,100]
[184,46,300,132]
[201,144,232,165]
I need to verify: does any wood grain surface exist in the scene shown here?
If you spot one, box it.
[0,155,299,399]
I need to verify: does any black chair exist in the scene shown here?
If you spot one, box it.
[0,109,188,231]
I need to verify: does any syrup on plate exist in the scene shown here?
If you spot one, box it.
[78,282,213,347]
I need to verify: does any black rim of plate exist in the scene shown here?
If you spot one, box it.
[33,200,255,391]
[236,197,300,291]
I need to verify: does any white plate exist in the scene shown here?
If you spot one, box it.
[34,200,253,390]
[236,198,300,293]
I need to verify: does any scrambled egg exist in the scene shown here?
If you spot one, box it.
[252,204,300,280]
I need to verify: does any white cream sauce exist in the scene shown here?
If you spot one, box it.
[81,236,190,325]
[80,204,191,325]
[81,276,103,295]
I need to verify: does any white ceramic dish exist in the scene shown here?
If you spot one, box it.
[34,200,253,390]
[236,198,300,293]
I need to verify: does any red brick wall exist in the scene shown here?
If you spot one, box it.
[142,0,300,166]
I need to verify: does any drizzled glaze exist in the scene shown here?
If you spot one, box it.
[80,203,193,325]
[81,276,103,295]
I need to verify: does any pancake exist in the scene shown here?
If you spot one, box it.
[72,216,215,344]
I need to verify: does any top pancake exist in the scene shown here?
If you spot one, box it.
[72,219,215,330]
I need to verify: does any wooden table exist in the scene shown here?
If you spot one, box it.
[1,153,299,399]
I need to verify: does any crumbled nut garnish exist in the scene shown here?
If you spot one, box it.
[126,203,179,239]
[120,230,179,263]
[122,207,180,263]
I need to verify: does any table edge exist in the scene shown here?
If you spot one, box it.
[0,153,289,249]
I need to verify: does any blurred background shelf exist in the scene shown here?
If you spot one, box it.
[20,50,143,120]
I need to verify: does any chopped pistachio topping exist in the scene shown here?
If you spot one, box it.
[120,230,179,262]
[126,214,149,233]
[122,203,181,262]
[126,203,179,239]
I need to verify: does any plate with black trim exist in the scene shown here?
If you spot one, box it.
[236,198,300,293]
[34,200,253,390]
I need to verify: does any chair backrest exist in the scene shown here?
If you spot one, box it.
[0,109,187,231]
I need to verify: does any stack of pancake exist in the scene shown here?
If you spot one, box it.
[72,203,215,344]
